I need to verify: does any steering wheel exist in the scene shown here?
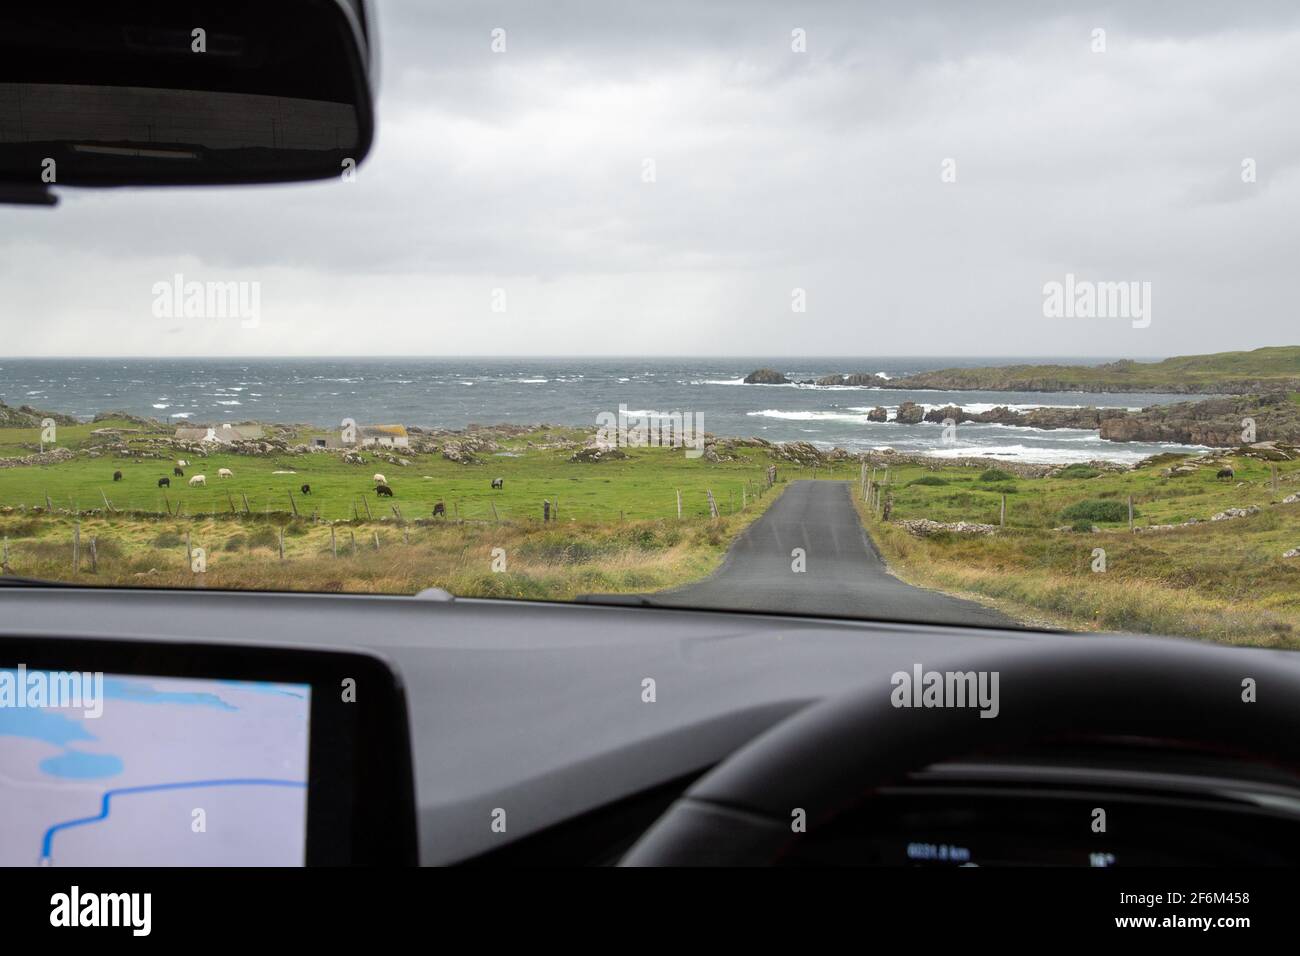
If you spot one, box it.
[620,638,1300,865]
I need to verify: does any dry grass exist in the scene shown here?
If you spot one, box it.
[859,496,1300,648]
[0,507,763,601]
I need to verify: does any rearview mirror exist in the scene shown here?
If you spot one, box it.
[0,0,374,188]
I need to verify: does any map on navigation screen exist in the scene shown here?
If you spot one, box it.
[0,669,311,866]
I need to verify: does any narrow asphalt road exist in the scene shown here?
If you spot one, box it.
[653,480,1016,627]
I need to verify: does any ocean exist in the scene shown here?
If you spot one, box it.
[0,357,1210,464]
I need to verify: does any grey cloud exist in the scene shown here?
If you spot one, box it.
[3,0,1300,357]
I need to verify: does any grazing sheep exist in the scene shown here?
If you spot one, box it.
[218,467,234,479]
[1217,467,1235,480]
[158,477,170,488]
[189,475,206,487]
[173,466,184,477]
[373,473,387,485]
[376,484,394,497]
[300,483,312,495]
[491,477,504,490]
[176,459,189,467]
[432,501,446,518]
[113,470,123,481]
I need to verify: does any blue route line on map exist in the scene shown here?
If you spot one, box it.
[40,778,307,861]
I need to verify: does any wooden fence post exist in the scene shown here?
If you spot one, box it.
[676,489,682,519]
[331,524,337,558]
[279,527,285,561]
[1128,495,1134,532]
[72,522,80,572]
[287,491,299,517]
[1000,494,1006,527]
[89,536,98,573]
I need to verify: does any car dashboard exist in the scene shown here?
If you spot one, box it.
[3,585,1299,867]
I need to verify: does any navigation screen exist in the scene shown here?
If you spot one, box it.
[0,669,311,866]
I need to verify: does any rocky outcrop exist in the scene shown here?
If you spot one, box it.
[813,372,884,386]
[569,445,628,462]
[440,441,479,464]
[767,441,825,465]
[0,402,79,428]
[899,519,999,537]
[743,368,790,385]
[91,410,160,426]
[1098,395,1300,446]
[894,402,925,424]
[919,404,1113,430]
[867,406,888,422]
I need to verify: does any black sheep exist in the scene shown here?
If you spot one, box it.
[300,484,312,495]
[376,484,394,497]
[432,501,446,518]
[113,470,123,481]
[1217,467,1235,480]
[491,477,504,489]
[174,467,184,477]
[158,477,170,488]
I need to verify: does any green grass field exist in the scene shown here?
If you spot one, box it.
[0,425,806,523]
[887,345,1300,392]
[0,420,847,597]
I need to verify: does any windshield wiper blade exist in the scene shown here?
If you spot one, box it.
[574,592,657,607]
[0,574,78,588]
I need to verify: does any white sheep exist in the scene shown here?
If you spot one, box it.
[176,459,189,467]
[218,468,233,478]
[189,475,206,486]
[373,473,388,484]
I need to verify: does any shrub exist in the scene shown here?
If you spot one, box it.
[151,530,183,548]
[246,527,279,550]
[1060,499,1135,523]
[910,476,949,486]
[979,468,1015,482]
[0,519,43,537]
[518,536,613,564]
[1058,464,1101,479]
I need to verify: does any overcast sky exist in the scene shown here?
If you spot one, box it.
[4,0,1300,359]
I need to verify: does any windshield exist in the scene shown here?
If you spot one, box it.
[3,1,1298,649]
